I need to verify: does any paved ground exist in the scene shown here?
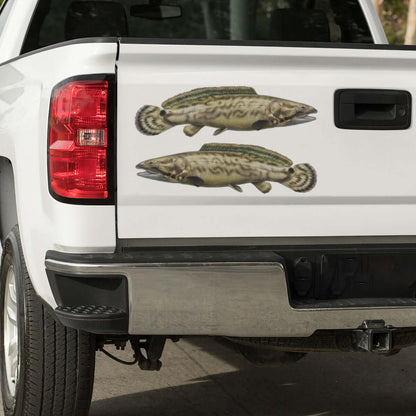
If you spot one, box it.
[89,337,416,416]
[2,337,416,415]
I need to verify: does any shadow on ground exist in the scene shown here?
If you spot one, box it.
[90,337,416,416]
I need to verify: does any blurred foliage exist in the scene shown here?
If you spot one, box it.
[382,0,409,44]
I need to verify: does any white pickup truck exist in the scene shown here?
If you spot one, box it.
[1,0,416,414]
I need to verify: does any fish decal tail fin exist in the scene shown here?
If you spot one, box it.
[135,105,174,136]
[281,163,317,193]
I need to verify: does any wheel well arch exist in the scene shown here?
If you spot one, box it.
[0,157,18,245]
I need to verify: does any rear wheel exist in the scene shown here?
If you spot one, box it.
[0,227,96,416]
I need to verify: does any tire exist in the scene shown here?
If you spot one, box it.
[0,227,96,416]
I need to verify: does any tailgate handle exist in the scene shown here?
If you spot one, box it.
[335,89,411,130]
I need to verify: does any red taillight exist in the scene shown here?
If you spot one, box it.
[49,80,109,200]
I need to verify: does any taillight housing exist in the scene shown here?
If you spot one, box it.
[49,78,113,202]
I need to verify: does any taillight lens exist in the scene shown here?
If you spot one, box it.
[49,80,109,200]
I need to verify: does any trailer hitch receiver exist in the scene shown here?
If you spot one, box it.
[353,320,394,353]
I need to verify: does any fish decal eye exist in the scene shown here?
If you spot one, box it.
[135,86,317,137]
[137,143,317,194]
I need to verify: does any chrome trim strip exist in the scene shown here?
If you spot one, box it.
[45,259,278,272]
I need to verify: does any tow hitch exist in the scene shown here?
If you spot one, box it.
[353,320,394,353]
[130,336,167,371]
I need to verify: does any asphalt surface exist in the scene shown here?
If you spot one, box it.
[90,338,416,416]
[2,337,416,415]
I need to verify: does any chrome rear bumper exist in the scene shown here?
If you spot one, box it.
[45,252,416,337]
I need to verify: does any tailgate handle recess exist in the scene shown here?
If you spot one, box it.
[335,89,411,130]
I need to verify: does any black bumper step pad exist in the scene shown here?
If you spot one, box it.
[55,305,128,334]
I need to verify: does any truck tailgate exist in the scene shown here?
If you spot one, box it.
[116,42,416,240]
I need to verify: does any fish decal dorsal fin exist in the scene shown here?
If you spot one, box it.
[200,143,293,167]
[162,86,258,109]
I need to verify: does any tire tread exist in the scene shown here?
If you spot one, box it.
[1,227,96,416]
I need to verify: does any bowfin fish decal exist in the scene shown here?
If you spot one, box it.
[199,142,293,168]
[184,125,203,137]
[135,105,174,136]
[136,143,317,194]
[187,176,205,187]
[135,86,317,137]
[162,86,258,109]
[252,120,270,131]
[280,163,316,193]
[230,184,243,192]
[253,182,272,194]
[214,127,227,136]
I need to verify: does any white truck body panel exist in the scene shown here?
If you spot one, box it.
[0,42,118,307]
[0,0,38,62]
[117,43,416,240]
